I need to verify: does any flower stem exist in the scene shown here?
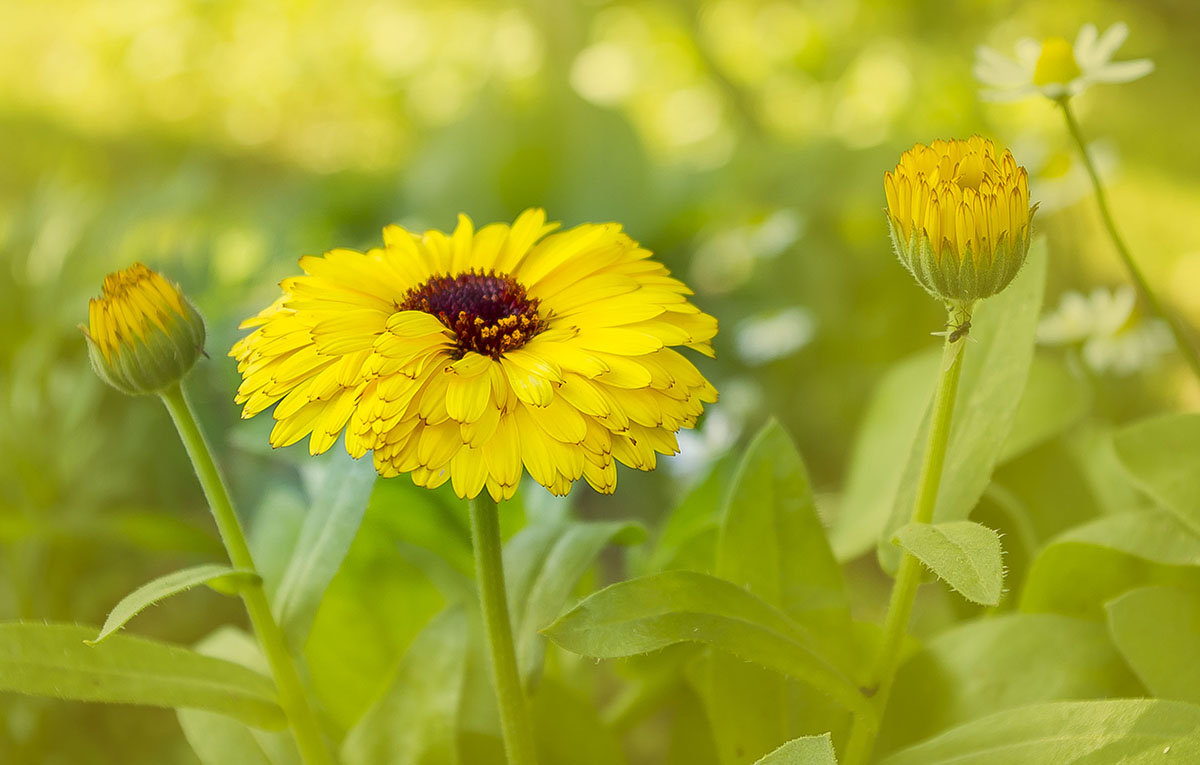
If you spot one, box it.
[159,383,333,765]
[847,307,969,765]
[469,493,538,765]
[1057,96,1200,381]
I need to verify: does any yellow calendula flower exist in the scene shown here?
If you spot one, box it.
[83,263,207,396]
[231,209,718,501]
[884,136,1036,303]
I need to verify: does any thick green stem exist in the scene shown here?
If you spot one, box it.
[159,384,333,765]
[844,308,968,765]
[1058,96,1200,381]
[469,493,538,765]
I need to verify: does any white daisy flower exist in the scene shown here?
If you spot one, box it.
[1038,286,1171,374]
[975,22,1154,102]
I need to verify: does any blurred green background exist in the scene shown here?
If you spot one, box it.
[2,0,1198,762]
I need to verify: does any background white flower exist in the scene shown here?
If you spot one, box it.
[734,307,816,365]
[975,22,1154,101]
[1038,286,1172,374]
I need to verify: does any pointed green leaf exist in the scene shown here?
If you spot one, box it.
[881,699,1200,764]
[879,238,1047,571]
[832,349,939,562]
[1107,586,1200,704]
[275,454,377,646]
[88,564,258,645]
[511,520,645,687]
[754,734,837,764]
[341,608,467,765]
[542,571,864,716]
[0,622,284,728]
[711,419,852,761]
[1113,413,1200,534]
[893,521,1004,605]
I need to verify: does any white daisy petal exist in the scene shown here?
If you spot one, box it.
[1014,37,1043,68]
[1074,23,1100,68]
[974,45,1032,87]
[1092,22,1132,66]
[1091,58,1154,84]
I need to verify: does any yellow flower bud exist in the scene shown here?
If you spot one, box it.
[1033,37,1082,87]
[83,263,206,395]
[884,136,1037,303]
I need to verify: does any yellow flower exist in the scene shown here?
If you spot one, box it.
[83,263,206,395]
[884,136,1036,303]
[231,209,718,501]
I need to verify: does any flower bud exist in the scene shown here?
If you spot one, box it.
[884,136,1037,303]
[83,263,206,395]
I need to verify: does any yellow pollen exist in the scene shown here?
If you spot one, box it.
[1033,37,1081,87]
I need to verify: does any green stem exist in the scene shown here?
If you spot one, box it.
[1057,96,1200,381]
[469,493,538,765]
[159,383,333,765]
[844,306,969,765]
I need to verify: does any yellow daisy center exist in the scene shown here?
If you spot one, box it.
[1033,37,1081,86]
[397,269,547,359]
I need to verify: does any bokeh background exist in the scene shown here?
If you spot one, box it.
[2,0,1198,761]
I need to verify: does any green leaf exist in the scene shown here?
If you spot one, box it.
[275,454,377,647]
[542,571,862,715]
[531,678,628,765]
[88,564,259,645]
[892,521,1004,606]
[1107,586,1200,704]
[880,699,1200,764]
[341,608,467,765]
[879,238,1047,571]
[753,734,837,764]
[718,418,850,630]
[1020,511,1200,620]
[832,349,939,562]
[1114,413,1200,534]
[998,354,1092,463]
[877,613,1141,755]
[509,520,646,687]
[709,419,853,762]
[0,622,284,728]
[642,451,738,573]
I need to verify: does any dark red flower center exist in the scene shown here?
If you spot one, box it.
[398,270,547,358]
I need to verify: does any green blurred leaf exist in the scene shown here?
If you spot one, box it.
[1114,413,1200,534]
[879,238,1047,571]
[999,354,1092,463]
[510,520,645,688]
[532,678,627,765]
[753,734,837,764]
[832,349,938,562]
[881,699,1200,764]
[178,626,299,765]
[1107,586,1200,704]
[892,521,1004,606]
[1021,511,1200,619]
[275,455,377,647]
[0,622,284,728]
[341,608,467,765]
[877,614,1141,755]
[88,564,258,645]
[542,571,862,715]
